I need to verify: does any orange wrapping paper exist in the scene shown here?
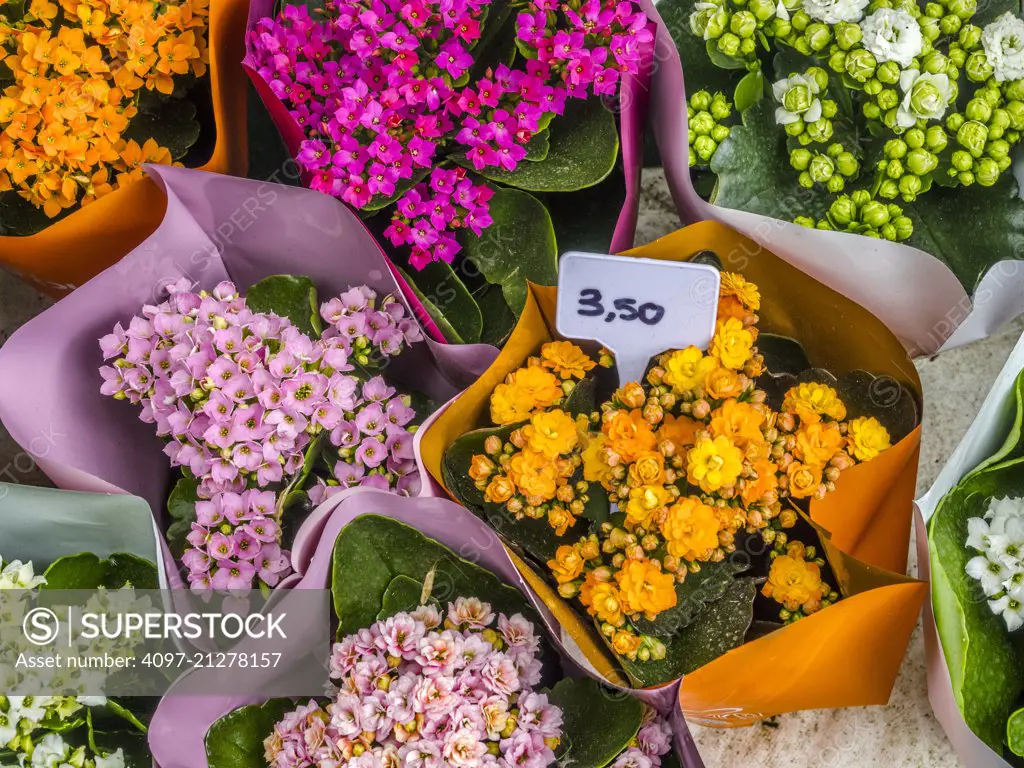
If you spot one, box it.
[421,220,927,726]
[0,0,250,296]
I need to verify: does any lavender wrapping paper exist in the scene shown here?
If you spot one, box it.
[241,0,651,267]
[148,488,703,768]
[0,164,498,588]
[641,0,1024,355]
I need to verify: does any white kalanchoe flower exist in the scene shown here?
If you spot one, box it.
[0,557,45,590]
[772,73,823,125]
[896,70,953,128]
[965,496,1024,632]
[982,12,1024,82]
[94,748,126,768]
[802,0,868,24]
[861,8,923,68]
[690,1,721,38]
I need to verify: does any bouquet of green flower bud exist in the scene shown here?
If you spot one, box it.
[650,0,1024,352]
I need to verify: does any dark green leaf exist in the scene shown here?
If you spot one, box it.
[104,553,159,590]
[928,459,1024,751]
[456,100,618,192]
[546,166,627,256]
[42,554,108,590]
[403,261,483,344]
[524,130,551,161]
[245,275,320,338]
[244,81,299,188]
[206,699,295,768]
[1009,707,1024,756]
[474,284,518,346]
[549,678,643,768]
[166,475,200,559]
[711,97,831,223]
[757,334,812,377]
[733,70,764,112]
[633,559,750,638]
[460,187,558,315]
[397,265,467,343]
[123,99,201,162]
[331,515,538,633]
[973,0,1017,26]
[377,575,438,620]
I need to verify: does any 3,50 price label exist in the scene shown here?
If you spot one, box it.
[556,252,721,386]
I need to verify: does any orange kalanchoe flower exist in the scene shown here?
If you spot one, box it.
[0,0,209,221]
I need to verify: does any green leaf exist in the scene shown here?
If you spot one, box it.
[377,575,438,620]
[331,515,538,633]
[104,553,159,590]
[973,0,1017,26]
[733,70,765,112]
[757,334,812,376]
[460,187,558,315]
[549,678,643,768]
[1009,707,1024,756]
[906,172,1024,292]
[206,699,295,768]
[123,98,200,162]
[619,577,757,687]
[245,275,321,338]
[524,129,551,161]
[403,261,483,344]
[632,559,751,638]
[928,459,1024,752]
[705,39,747,69]
[545,166,627,256]
[89,729,151,768]
[397,265,467,343]
[710,97,831,223]
[456,100,618,192]
[42,554,109,590]
[475,284,518,346]
[967,369,1024,479]
[166,475,200,560]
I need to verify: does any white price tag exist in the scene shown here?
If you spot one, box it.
[556,252,721,386]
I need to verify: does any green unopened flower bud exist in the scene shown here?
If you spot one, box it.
[691,111,715,135]
[886,158,904,178]
[834,21,861,50]
[771,17,792,36]
[965,98,991,122]
[906,147,937,175]
[863,101,882,119]
[693,134,718,161]
[1005,100,1024,129]
[835,151,859,176]
[845,49,877,82]
[861,200,891,227]
[949,46,967,67]
[863,78,883,96]
[940,14,961,35]
[991,108,1011,131]
[740,37,757,54]
[688,146,697,166]
[850,189,872,207]
[828,50,848,72]
[805,66,829,91]
[710,93,732,120]
[966,52,993,82]
[791,9,810,30]
[898,174,922,199]
[878,179,900,198]
[892,216,913,240]
[959,169,975,185]
[805,118,833,142]
[948,0,976,20]
[884,138,908,158]
[882,107,900,131]
[826,175,846,192]
[793,215,816,228]
[921,52,948,75]
[924,1,943,17]
[951,149,973,171]
[959,24,982,49]
[923,126,947,152]
[904,128,925,148]
[806,22,832,51]
[717,32,741,57]
[730,11,757,37]
[785,120,806,136]
[975,156,1000,186]
[946,112,965,131]
[809,153,835,182]
[987,138,1011,160]
[980,86,1000,107]
[1005,80,1024,101]
[711,124,731,142]
[749,0,776,21]
[874,61,900,85]
[690,90,713,111]
[877,88,899,111]
[919,15,941,41]
[957,119,989,157]
[705,7,729,38]
[998,155,1013,172]
[798,170,813,188]
[829,196,857,225]
[790,147,812,170]
[821,99,838,118]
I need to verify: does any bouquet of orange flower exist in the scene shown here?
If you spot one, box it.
[0,0,211,235]
[441,265,915,687]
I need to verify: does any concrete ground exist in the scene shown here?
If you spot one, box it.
[1,167,1018,766]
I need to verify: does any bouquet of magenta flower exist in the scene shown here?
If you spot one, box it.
[245,0,653,345]
[99,276,426,592]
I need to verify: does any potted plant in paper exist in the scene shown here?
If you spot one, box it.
[201,513,678,768]
[244,0,653,345]
[0,484,162,768]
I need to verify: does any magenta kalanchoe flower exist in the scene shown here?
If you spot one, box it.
[248,0,651,270]
[99,278,424,591]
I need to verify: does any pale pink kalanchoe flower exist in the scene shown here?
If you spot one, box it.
[248,0,651,270]
[100,279,423,590]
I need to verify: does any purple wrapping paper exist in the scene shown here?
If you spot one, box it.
[148,488,703,768]
[241,0,651,265]
[0,164,498,587]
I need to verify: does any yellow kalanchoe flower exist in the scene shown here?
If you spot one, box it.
[782,382,847,423]
[627,451,666,487]
[580,574,626,627]
[710,318,755,371]
[762,541,830,615]
[686,434,743,494]
[662,346,716,395]
[847,416,891,462]
[624,484,672,527]
[720,271,761,311]
[540,341,595,380]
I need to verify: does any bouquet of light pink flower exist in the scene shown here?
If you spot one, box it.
[99,276,425,591]
[245,0,653,345]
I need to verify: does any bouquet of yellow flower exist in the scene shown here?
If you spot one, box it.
[0,0,212,236]
[441,263,912,688]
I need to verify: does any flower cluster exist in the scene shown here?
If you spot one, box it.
[762,540,837,621]
[264,598,562,767]
[964,496,1024,631]
[471,273,892,660]
[100,280,422,590]
[249,0,650,269]
[688,90,732,167]
[0,0,209,219]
